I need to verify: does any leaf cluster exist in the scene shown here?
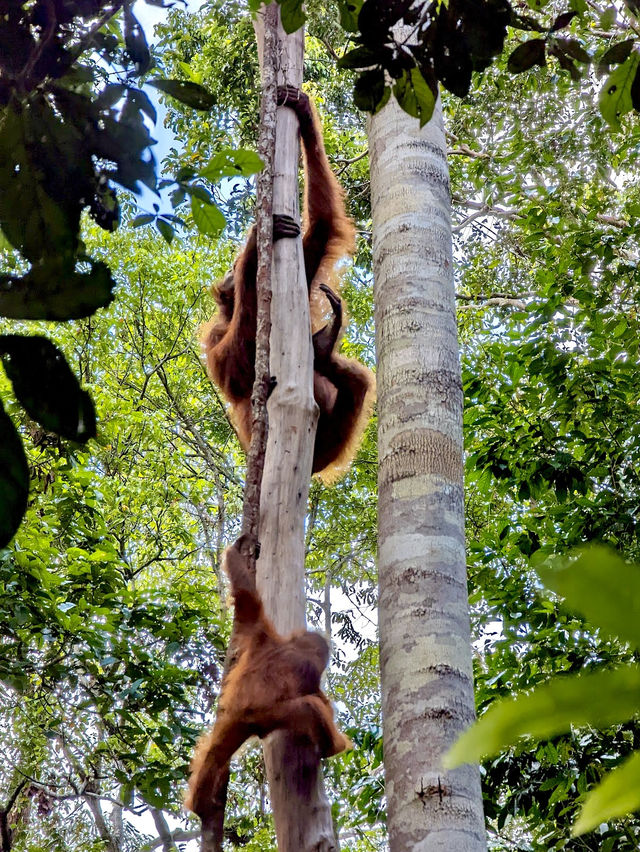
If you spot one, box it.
[448,546,640,837]
[328,0,640,131]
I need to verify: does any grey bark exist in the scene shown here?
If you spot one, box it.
[369,95,486,851]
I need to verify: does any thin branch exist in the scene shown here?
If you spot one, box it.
[19,0,57,84]
[141,828,201,852]
[1,780,28,815]
[457,296,528,311]
[335,149,368,177]
[447,143,490,160]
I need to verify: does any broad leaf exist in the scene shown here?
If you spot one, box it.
[444,664,640,767]
[354,68,388,113]
[598,39,635,71]
[278,0,306,33]
[131,213,156,227]
[0,261,116,321]
[574,750,640,835]
[0,335,96,442]
[155,218,175,244]
[507,39,547,73]
[0,401,29,548]
[393,68,436,126]
[191,197,226,236]
[199,149,263,182]
[599,51,640,129]
[632,61,640,109]
[337,0,364,32]
[148,79,216,111]
[550,10,578,30]
[537,546,640,650]
[338,46,382,70]
[124,5,152,75]
[0,103,79,264]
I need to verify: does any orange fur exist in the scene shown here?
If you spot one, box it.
[185,536,350,842]
[200,88,374,482]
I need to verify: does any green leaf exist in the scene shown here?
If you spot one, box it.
[177,61,202,83]
[444,664,640,767]
[393,68,436,126]
[537,545,640,650]
[337,0,364,32]
[155,218,175,244]
[199,148,263,182]
[632,62,640,110]
[338,46,381,70]
[574,750,640,834]
[95,84,127,110]
[0,261,116,321]
[354,68,388,113]
[560,39,591,64]
[131,213,156,227]
[598,39,635,71]
[147,79,216,111]
[0,103,79,264]
[0,400,29,548]
[599,51,640,129]
[550,11,577,30]
[278,0,306,33]
[600,5,617,27]
[191,197,226,236]
[0,335,96,442]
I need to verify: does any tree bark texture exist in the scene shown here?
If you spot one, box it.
[241,3,277,558]
[253,9,337,852]
[369,95,486,852]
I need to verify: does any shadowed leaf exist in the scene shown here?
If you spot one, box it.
[0,335,96,441]
[0,401,29,548]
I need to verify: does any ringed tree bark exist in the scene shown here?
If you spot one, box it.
[369,95,487,851]
[251,7,339,852]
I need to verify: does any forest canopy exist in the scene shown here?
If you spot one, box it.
[2,0,640,850]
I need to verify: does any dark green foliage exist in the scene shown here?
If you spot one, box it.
[0,402,29,549]
[0,0,222,543]
[332,0,640,131]
[507,39,547,73]
[148,78,217,110]
[0,335,96,442]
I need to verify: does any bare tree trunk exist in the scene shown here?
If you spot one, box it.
[253,8,337,852]
[369,95,486,851]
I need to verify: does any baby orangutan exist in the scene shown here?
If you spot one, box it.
[185,535,350,848]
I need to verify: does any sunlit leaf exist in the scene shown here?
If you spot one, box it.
[191,197,226,236]
[573,750,640,835]
[199,149,263,182]
[444,665,640,767]
[599,51,640,129]
[537,545,640,650]
[393,67,436,126]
